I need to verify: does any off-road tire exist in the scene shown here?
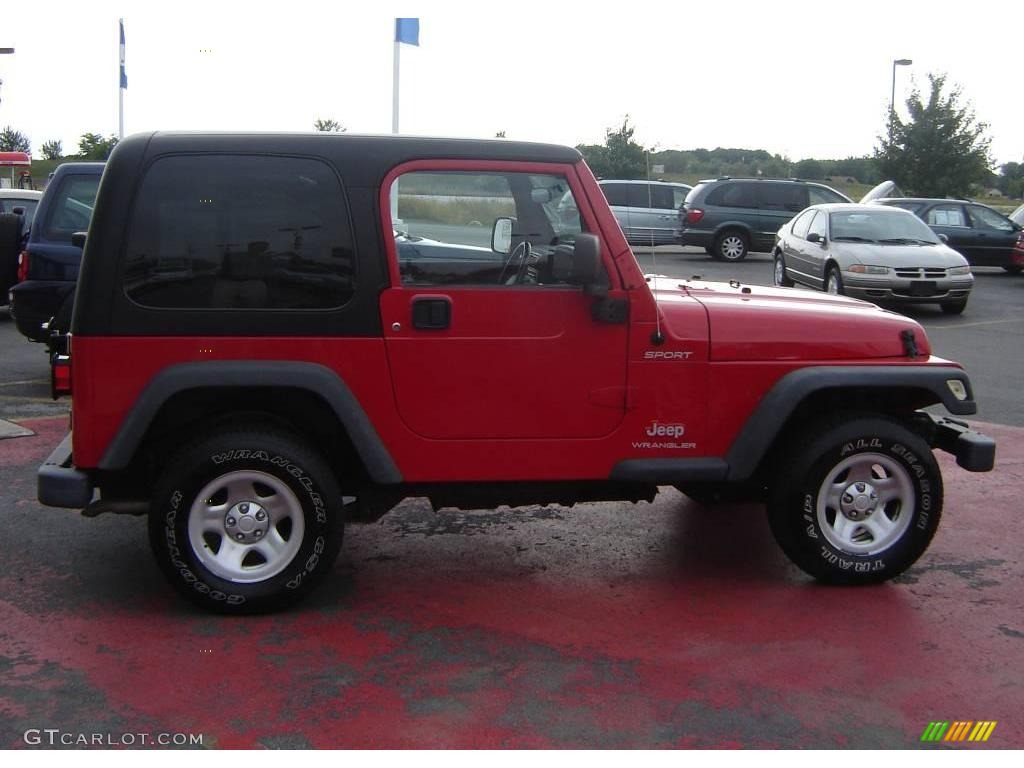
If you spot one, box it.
[767,415,942,584]
[149,428,344,613]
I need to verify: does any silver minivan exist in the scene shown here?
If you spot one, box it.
[599,180,691,246]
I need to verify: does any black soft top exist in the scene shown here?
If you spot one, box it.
[118,131,582,186]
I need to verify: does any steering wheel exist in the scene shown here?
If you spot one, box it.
[498,240,531,285]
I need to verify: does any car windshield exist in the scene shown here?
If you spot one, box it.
[829,210,939,245]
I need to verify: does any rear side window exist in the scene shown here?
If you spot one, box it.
[760,183,807,212]
[925,204,967,228]
[124,155,355,310]
[707,182,757,208]
[791,209,815,239]
[600,183,629,207]
[648,186,675,210]
[42,175,100,241]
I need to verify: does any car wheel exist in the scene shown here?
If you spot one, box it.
[773,253,794,287]
[715,231,748,262]
[825,265,844,295]
[940,298,968,315]
[1002,266,1022,275]
[149,427,344,613]
[767,415,942,584]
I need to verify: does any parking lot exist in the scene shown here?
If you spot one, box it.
[1,247,1022,748]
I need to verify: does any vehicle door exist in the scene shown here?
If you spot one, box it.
[756,183,807,252]
[921,203,973,262]
[783,209,817,283]
[803,210,830,285]
[645,184,678,245]
[380,163,629,440]
[624,183,660,245]
[964,204,1019,266]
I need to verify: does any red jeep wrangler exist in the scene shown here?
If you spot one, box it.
[38,133,995,612]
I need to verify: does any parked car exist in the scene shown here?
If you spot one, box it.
[773,204,974,314]
[8,162,104,342]
[679,177,851,261]
[861,181,1024,273]
[36,131,994,613]
[1010,203,1024,227]
[0,188,43,229]
[598,180,691,246]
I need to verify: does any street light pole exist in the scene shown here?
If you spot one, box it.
[891,58,912,114]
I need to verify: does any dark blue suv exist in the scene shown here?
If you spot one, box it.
[9,162,104,342]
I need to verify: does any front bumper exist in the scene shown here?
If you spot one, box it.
[38,432,94,508]
[842,273,973,304]
[928,415,995,472]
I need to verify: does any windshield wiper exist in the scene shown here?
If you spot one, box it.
[832,236,876,242]
[879,237,933,245]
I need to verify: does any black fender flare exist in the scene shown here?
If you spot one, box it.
[724,365,977,481]
[99,361,402,483]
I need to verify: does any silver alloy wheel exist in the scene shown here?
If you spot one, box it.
[826,271,841,295]
[815,452,914,555]
[720,235,745,260]
[187,470,305,582]
[774,257,786,286]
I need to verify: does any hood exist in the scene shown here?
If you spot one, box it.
[830,241,968,268]
[648,277,930,362]
[860,180,905,204]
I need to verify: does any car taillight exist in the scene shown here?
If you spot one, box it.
[685,208,705,225]
[51,353,72,400]
[16,250,30,283]
[1013,234,1024,265]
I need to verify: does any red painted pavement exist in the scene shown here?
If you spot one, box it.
[0,417,1021,748]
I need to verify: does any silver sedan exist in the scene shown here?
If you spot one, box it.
[772,203,974,315]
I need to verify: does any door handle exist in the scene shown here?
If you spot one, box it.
[411,296,451,330]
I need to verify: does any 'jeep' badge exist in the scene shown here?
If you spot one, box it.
[646,422,685,438]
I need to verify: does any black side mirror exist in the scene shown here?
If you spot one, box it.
[938,233,950,244]
[551,233,604,293]
[807,232,827,246]
[11,206,25,216]
[71,232,88,249]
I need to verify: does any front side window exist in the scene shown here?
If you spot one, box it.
[806,211,827,240]
[43,176,100,241]
[124,155,355,310]
[967,205,1013,231]
[625,183,654,209]
[926,204,967,228]
[760,183,807,212]
[808,186,848,205]
[392,170,590,287]
[710,182,757,208]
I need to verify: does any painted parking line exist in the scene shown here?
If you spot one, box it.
[0,418,34,439]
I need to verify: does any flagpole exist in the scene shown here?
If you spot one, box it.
[118,18,125,139]
[391,37,400,134]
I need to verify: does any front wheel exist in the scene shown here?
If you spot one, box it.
[149,428,344,613]
[767,415,942,584]
[825,265,844,295]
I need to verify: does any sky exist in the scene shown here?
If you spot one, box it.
[2,0,1020,167]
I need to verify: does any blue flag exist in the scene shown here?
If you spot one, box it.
[119,19,127,89]
[395,18,419,47]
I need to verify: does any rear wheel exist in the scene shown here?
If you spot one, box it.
[715,230,749,262]
[149,427,344,613]
[940,298,968,315]
[773,253,794,287]
[767,415,942,584]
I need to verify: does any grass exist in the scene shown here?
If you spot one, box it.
[397,195,515,226]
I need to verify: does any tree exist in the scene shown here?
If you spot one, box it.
[874,73,992,198]
[997,161,1024,199]
[77,133,119,160]
[0,126,31,153]
[313,118,345,132]
[494,130,506,138]
[577,116,647,179]
[41,139,63,161]
[792,158,825,180]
